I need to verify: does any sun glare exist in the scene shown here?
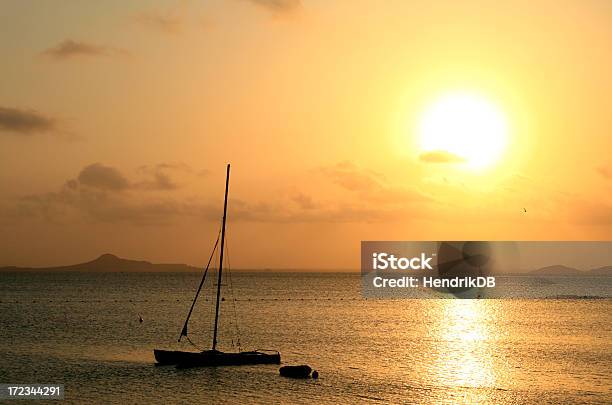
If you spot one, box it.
[418,92,509,169]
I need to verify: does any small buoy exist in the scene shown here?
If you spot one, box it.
[279,365,312,379]
[312,370,319,379]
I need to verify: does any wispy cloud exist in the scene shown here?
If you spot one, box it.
[74,163,197,193]
[227,198,396,223]
[320,161,383,192]
[8,161,428,226]
[76,163,130,191]
[597,164,612,180]
[569,199,612,226]
[42,39,128,60]
[318,161,430,203]
[291,192,317,210]
[10,162,202,226]
[133,10,183,34]
[135,163,197,190]
[0,106,56,135]
[243,0,301,13]
[418,150,466,164]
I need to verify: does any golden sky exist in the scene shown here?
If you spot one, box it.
[0,0,611,268]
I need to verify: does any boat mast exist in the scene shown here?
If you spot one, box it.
[178,231,220,342]
[212,163,230,351]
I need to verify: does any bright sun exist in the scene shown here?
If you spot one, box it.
[418,92,509,169]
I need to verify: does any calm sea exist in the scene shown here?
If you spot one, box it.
[0,272,610,404]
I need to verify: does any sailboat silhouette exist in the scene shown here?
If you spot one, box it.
[153,164,281,368]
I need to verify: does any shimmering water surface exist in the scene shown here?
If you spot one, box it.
[0,272,610,404]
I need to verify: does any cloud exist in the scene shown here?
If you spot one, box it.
[569,200,612,226]
[16,187,187,226]
[419,150,466,164]
[0,106,56,135]
[243,0,301,12]
[11,163,193,226]
[6,161,427,226]
[597,165,612,180]
[319,162,429,203]
[42,40,127,60]
[227,198,394,223]
[320,161,383,192]
[4,162,214,225]
[291,192,317,210]
[77,163,130,191]
[74,163,196,193]
[135,163,196,190]
[133,10,183,34]
[139,171,176,191]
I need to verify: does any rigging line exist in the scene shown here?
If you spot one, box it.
[212,165,230,351]
[208,241,219,342]
[210,223,223,343]
[185,333,204,351]
[225,241,235,350]
[178,228,221,342]
[221,234,233,350]
[225,236,242,351]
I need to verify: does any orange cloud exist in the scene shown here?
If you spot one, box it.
[418,150,466,164]
[133,10,183,34]
[597,164,612,180]
[244,0,301,12]
[42,40,127,59]
[0,106,56,135]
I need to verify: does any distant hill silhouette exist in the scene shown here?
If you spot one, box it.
[529,265,583,276]
[589,265,612,276]
[527,264,612,276]
[0,253,200,272]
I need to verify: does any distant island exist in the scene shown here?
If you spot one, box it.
[1,254,610,275]
[0,253,201,272]
[528,264,611,276]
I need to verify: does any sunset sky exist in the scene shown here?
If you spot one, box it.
[1,0,611,269]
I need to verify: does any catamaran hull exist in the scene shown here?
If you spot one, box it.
[154,349,281,368]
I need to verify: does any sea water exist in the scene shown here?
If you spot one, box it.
[0,272,610,404]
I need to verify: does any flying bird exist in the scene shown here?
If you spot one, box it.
[523,208,527,213]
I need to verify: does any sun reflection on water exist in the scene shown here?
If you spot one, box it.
[433,300,499,390]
